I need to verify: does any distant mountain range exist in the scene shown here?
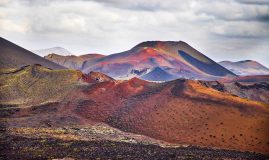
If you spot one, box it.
[2,37,268,82]
[41,43,269,81]
[219,60,269,76]
[43,41,237,81]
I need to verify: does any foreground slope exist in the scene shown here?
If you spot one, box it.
[1,65,268,154]
[0,37,65,71]
[219,60,269,76]
[73,78,269,154]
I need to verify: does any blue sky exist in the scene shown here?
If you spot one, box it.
[0,0,269,66]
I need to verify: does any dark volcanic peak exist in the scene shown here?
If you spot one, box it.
[0,37,65,70]
[81,40,235,80]
[140,67,177,81]
[131,40,236,77]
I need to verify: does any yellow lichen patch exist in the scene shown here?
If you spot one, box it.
[0,67,20,74]
[0,65,86,105]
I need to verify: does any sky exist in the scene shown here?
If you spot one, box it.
[0,0,269,67]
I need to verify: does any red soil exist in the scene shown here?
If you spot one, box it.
[67,78,269,154]
[4,67,268,154]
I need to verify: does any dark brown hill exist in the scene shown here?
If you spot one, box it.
[0,37,65,71]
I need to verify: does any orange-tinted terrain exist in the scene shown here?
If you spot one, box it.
[68,76,269,154]
[0,38,269,159]
[1,65,268,154]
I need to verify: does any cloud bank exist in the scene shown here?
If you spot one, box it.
[0,0,269,66]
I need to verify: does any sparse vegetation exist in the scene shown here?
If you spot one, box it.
[0,64,269,158]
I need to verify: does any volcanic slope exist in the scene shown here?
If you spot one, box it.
[0,37,65,71]
[1,66,268,153]
[71,78,269,154]
[79,41,236,80]
[140,67,177,81]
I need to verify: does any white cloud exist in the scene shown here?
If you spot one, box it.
[0,0,268,67]
[0,0,9,6]
[211,21,269,37]
[194,0,269,21]
[0,19,28,33]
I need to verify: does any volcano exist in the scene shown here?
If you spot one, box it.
[45,41,236,81]
[1,64,268,155]
[83,41,236,80]
[1,38,268,159]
